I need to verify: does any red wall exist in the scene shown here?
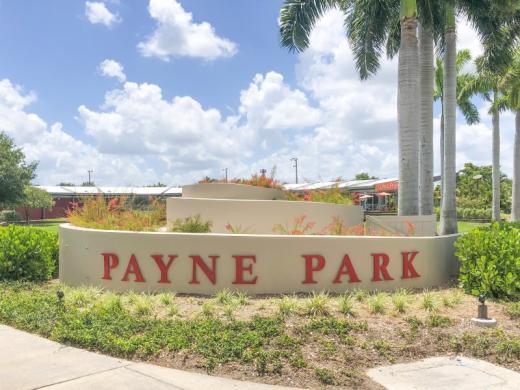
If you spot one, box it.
[14,197,77,221]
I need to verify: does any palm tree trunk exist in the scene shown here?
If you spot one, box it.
[513,110,520,221]
[492,107,501,221]
[397,0,419,216]
[419,23,434,215]
[440,109,444,210]
[440,2,458,235]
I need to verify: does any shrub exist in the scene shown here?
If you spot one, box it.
[0,225,58,281]
[0,210,22,222]
[455,222,520,299]
[287,186,353,205]
[67,195,165,231]
[434,207,492,222]
[170,215,212,233]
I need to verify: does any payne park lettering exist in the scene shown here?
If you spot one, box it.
[100,251,421,285]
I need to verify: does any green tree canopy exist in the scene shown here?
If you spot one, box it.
[0,132,37,207]
[455,163,511,213]
[355,172,378,180]
[20,186,54,222]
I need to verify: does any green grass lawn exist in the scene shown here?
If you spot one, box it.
[30,219,66,234]
[435,220,489,234]
[457,221,488,233]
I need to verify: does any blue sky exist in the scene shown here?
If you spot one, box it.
[0,0,513,185]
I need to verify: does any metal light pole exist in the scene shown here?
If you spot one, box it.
[88,170,93,186]
[290,157,298,184]
[222,168,228,182]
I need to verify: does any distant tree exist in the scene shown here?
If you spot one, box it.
[145,182,167,187]
[355,173,378,180]
[81,181,96,187]
[20,186,54,223]
[456,163,511,213]
[57,182,75,186]
[0,132,37,207]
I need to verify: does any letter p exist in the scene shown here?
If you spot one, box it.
[102,253,119,280]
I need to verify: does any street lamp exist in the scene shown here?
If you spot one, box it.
[290,157,298,184]
[473,174,483,192]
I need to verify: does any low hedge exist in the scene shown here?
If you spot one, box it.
[0,210,22,222]
[434,207,492,221]
[0,225,58,281]
[455,222,520,299]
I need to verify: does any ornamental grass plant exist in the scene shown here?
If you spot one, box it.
[67,195,166,231]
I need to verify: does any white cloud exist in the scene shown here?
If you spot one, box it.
[239,72,321,131]
[0,79,154,185]
[138,0,237,61]
[3,8,514,185]
[85,1,120,27]
[98,59,126,82]
[78,82,240,158]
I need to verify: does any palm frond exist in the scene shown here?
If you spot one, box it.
[385,12,400,60]
[279,0,343,53]
[433,57,444,100]
[455,49,472,72]
[346,0,399,80]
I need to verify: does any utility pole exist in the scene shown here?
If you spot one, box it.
[222,168,228,182]
[290,157,298,184]
[88,170,93,186]
[260,168,267,177]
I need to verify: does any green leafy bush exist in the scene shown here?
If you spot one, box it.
[170,215,212,233]
[0,210,22,222]
[434,207,492,222]
[0,225,58,281]
[455,222,520,299]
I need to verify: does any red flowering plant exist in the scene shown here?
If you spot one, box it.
[273,214,316,235]
[318,217,365,236]
[67,195,166,231]
[225,222,255,234]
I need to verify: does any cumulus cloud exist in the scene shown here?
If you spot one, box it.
[98,59,126,82]
[4,8,513,185]
[138,0,237,61]
[85,1,120,27]
[0,78,153,185]
[239,72,321,131]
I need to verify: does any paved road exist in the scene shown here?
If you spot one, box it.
[0,325,297,390]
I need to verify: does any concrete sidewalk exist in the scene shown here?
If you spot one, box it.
[368,356,520,389]
[0,325,297,390]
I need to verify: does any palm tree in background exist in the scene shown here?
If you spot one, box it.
[433,49,480,210]
[499,49,520,221]
[463,57,509,222]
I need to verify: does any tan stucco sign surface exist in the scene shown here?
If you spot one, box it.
[60,224,458,294]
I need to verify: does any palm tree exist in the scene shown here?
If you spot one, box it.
[419,23,435,215]
[439,0,458,234]
[433,49,480,210]
[397,0,420,216]
[463,58,509,222]
[499,50,520,221]
[280,0,435,216]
